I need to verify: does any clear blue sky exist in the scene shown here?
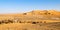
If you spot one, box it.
[0,0,60,14]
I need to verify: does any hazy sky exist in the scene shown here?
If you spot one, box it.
[0,0,60,14]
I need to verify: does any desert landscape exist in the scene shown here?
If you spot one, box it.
[0,10,60,30]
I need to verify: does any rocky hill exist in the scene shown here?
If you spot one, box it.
[0,10,60,20]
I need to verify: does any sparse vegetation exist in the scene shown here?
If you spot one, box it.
[0,10,60,30]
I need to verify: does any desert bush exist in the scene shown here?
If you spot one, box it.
[19,21,22,23]
[40,21,42,23]
[1,20,5,23]
[23,28,28,30]
[32,22,36,24]
[23,13,27,15]
[8,20,13,23]
[0,21,2,24]
[44,21,46,23]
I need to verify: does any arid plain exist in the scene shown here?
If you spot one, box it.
[0,10,60,30]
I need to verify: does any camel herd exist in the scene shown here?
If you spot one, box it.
[0,19,47,25]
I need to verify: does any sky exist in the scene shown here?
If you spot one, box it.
[0,0,60,14]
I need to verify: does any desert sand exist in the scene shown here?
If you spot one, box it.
[0,10,60,30]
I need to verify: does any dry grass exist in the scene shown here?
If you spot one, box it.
[0,10,60,30]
